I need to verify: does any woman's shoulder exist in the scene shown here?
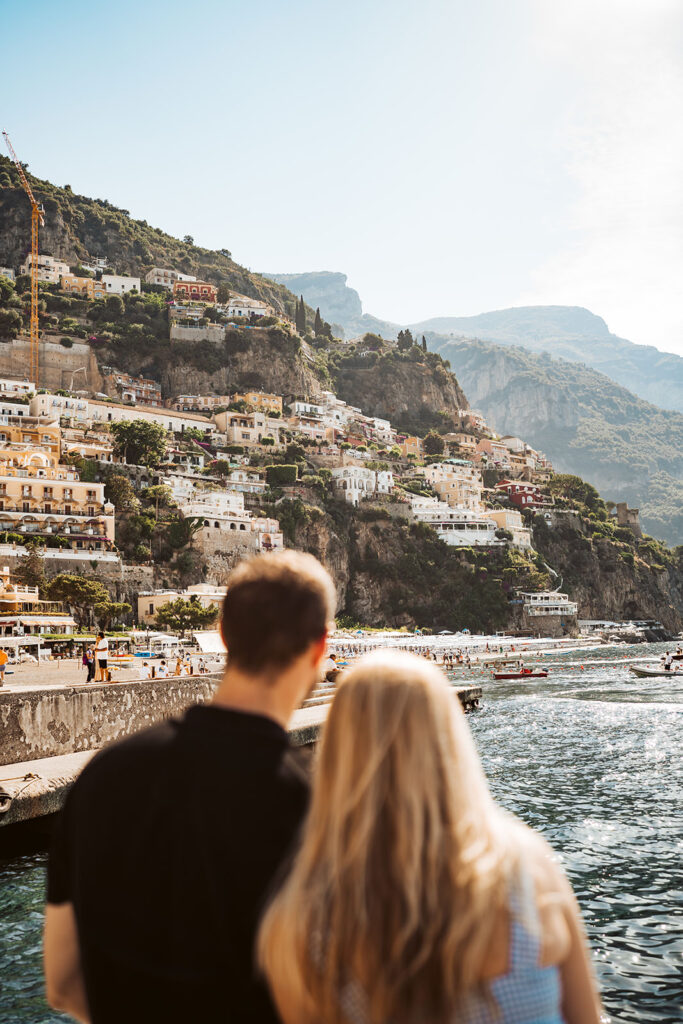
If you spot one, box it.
[509,820,573,967]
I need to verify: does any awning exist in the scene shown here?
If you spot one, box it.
[0,615,76,626]
[192,631,227,655]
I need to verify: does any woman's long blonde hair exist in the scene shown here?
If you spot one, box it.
[259,651,518,1023]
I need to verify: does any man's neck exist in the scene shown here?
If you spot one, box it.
[211,664,306,730]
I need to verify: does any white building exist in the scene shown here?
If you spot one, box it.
[19,254,70,283]
[79,256,110,274]
[183,495,283,557]
[376,470,394,494]
[0,268,15,281]
[222,295,270,318]
[101,274,141,296]
[0,378,35,399]
[184,490,246,517]
[30,394,215,436]
[520,592,578,618]
[291,400,324,419]
[410,496,502,548]
[144,268,197,289]
[331,465,391,506]
[319,391,361,431]
[225,468,267,495]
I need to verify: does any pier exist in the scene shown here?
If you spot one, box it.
[0,676,481,829]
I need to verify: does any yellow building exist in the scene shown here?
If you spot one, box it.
[424,461,484,514]
[60,274,107,300]
[231,391,283,415]
[137,583,226,625]
[401,436,424,458]
[0,448,115,551]
[0,565,75,636]
[0,416,61,456]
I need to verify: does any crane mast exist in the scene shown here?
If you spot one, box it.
[2,131,44,385]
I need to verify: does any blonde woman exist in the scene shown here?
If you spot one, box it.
[259,651,602,1024]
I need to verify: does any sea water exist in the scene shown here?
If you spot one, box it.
[1,644,681,1022]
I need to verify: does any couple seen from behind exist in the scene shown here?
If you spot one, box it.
[44,551,602,1023]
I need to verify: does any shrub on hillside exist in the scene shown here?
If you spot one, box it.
[265,464,298,486]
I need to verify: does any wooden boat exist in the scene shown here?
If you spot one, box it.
[630,665,683,678]
[492,668,548,680]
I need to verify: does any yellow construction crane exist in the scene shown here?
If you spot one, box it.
[2,131,44,385]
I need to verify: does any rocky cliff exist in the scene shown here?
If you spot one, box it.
[533,514,683,631]
[264,272,362,330]
[328,348,468,434]
[103,327,324,402]
[432,337,683,545]
[286,497,683,632]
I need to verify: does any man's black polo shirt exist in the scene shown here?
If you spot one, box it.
[47,705,310,1023]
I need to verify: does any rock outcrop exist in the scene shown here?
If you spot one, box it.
[330,352,468,434]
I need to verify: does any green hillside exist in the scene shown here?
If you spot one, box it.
[0,154,296,313]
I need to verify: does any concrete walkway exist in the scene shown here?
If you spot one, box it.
[0,705,329,829]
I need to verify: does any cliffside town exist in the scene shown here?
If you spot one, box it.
[1,161,682,637]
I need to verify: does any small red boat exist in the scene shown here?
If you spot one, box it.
[493,669,548,680]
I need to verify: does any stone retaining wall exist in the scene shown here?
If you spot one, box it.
[0,673,224,766]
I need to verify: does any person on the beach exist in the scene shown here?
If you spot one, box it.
[85,647,95,683]
[44,551,335,1024]
[0,646,7,686]
[94,632,108,682]
[156,659,169,678]
[139,661,151,680]
[259,651,603,1024]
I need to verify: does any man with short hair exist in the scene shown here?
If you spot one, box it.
[94,632,108,682]
[44,551,336,1024]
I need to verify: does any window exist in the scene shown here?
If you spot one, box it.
[22,502,30,512]
[64,505,72,514]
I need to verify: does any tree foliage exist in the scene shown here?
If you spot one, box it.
[154,596,219,635]
[94,600,132,630]
[423,430,445,455]
[110,419,168,467]
[45,574,110,626]
[13,544,46,591]
[105,473,140,511]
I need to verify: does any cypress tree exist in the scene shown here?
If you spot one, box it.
[422,335,427,352]
[314,307,323,336]
[295,295,306,334]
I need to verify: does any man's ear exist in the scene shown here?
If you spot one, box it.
[310,631,328,667]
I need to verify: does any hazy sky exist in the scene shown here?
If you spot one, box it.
[3,0,682,353]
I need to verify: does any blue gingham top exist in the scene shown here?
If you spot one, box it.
[334,865,564,1023]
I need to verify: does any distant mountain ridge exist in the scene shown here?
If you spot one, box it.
[274,271,683,414]
[411,306,683,415]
